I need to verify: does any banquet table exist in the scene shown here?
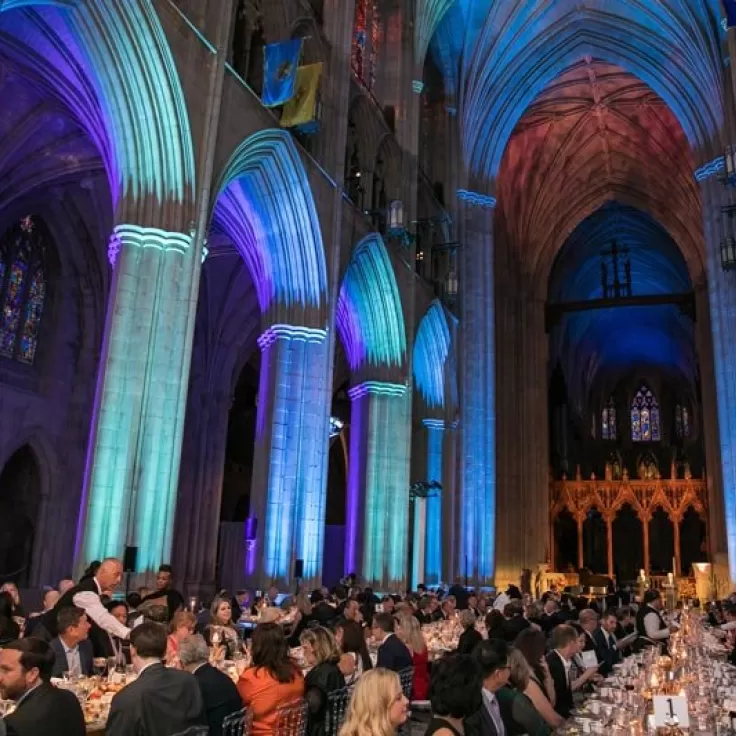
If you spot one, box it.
[558,613,734,735]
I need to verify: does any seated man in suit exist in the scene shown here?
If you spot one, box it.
[0,638,86,736]
[106,622,206,736]
[468,639,511,736]
[372,612,413,672]
[545,624,589,719]
[592,611,623,676]
[577,609,600,655]
[179,634,242,736]
[50,607,93,679]
[501,601,530,643]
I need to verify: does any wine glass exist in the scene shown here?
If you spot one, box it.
[92,657,107,678]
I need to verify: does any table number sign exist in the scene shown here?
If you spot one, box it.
[653,695,689,728]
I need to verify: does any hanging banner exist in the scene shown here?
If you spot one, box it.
[262,38,303,107]
[280,63,324,129]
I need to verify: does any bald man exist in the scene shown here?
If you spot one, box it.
[42,559,131,658]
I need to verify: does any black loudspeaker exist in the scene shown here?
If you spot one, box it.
[294,559,304,579]
[245,517,258,542]
[123,546,138,573]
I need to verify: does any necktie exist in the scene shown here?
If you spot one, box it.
[489,696,505,736]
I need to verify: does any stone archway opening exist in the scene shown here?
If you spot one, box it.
[0,445,41,586]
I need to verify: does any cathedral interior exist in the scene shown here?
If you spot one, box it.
[0,0,735,597]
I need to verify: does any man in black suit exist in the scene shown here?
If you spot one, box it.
[540,599,569,634]
[106,622,205,736]
[310,590,337,626]
[179,634,242,736]
[49,607,94,678]
[468,639,511,736]
[501,600,530,643]
[545,624,591,719]
[592,611,623,676]
[0,638,85,736]
[372,612,413,672]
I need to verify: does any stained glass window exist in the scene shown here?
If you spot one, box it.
[602,397,617,440]
[676,405,690,439]
[0,216,47,365]
[631,385,660,442]
[351,0,380,90]
[352,0,367,80]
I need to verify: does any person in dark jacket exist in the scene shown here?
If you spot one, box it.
[300,627,345,736]
[106,622,205,736]
[457,609,483,655]
[0,638,85,736]
[180,634,242,736]
[372,613,412,672]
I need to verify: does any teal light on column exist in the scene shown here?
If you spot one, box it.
[76,225,197,571]
[414,300,451,409]
[253,325,330,586]
[424,419,444,584]
[346,382,411,589]
[336,233,406,370]
[214,129,327,316]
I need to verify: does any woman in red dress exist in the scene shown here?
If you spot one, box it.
[395,613,429,700]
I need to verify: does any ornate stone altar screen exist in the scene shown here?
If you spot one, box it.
[550,478,707,579]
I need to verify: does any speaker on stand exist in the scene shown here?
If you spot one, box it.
[123,546,138,597]
[294,559,304,595]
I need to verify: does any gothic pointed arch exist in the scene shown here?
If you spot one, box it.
[213,129,328,328]
[336,233,406,374]
[631,384,661,442]
[413,300,451,409]
[0,1,196,227]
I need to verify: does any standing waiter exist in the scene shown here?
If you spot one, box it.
[636,590,674,652]
[42,558,130,658]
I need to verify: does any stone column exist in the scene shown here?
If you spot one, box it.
[441,421,458,583]
[248,325,331,591]
[345,382,411,590]
[76,224,201,575]
[673,515,682,576]
[423,419,444,585]
[643,516,651,574]
[457,192,496,585]
[577,516,584,570]
[606,516,614,579]
[411,497,427,591]
[699,173,736,580]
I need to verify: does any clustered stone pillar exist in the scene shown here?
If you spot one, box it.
[76,224,201,576]
[423,419,444,584]
[345,382,411,590]
[457,193,497,585]
[248,324,331,590]
[699,172,736,580]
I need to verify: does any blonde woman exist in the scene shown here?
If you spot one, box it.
[395,613,429,700]
[339,668,409,736]
[300,626,344,736]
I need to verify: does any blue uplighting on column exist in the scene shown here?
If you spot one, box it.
[414,300,451,408]
[424,419,444,584]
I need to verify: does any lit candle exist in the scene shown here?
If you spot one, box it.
[667,572,674,584]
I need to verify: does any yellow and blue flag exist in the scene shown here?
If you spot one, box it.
[280,63,324,130]
[262,39,303,107]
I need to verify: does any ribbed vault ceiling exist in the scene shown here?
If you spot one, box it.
[495,59,704,291]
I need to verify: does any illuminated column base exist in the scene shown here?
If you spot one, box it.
[346,382,411,590]
[411,499,427,590]
[424,419,444,585]
[250,325,330,590]
[76,225,199,575]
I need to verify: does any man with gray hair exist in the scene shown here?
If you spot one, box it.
[179,635,242,736]
[578,608,600,658]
